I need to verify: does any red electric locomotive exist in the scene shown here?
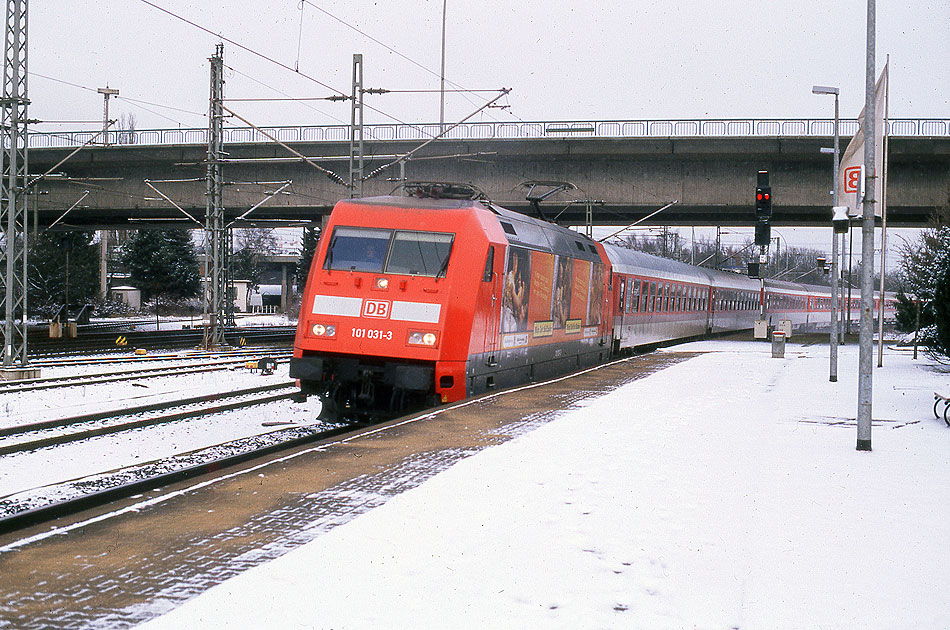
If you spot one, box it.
[290,186,611,421]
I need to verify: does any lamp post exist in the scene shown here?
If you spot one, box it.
[813,85,840,382]
[439,0,447,133]
[97,86,119,300]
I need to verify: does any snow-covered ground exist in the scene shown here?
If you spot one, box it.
[2,362,288,425]
[136,338,950,629]
[0,356,324,502]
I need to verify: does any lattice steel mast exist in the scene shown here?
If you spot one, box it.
[348,53,363,198]
[203,43,229,349]
[1,0,28,368]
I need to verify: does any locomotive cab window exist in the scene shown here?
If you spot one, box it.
[324,227,391,272]
[325,227,454,278]
[386,231,454,277]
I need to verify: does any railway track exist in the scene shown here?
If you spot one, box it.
[0,382,300,456]
[0,348,694,543]
[0,354,289,393]
[27,325,296,356]
[27,347,288,369]
[0,421,351,537]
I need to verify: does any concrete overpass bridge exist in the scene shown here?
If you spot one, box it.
[25,117,950,231]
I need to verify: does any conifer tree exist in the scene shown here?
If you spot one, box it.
[120,229,200,301]
[296,225,321,291]
[28,231,100,312]
[897,224,950,357]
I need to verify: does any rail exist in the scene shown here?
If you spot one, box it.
[27,117,950,149]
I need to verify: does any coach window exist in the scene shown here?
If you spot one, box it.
[324,226,391,272]
[386,230,455,277]
[649,281,657,312]
[631,279,641,312]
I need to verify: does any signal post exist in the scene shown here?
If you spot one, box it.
[752,171,772,336]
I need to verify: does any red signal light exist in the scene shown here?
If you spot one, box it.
[763,193,769,200]
[757,193,763,201]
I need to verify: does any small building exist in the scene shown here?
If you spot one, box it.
[199,279,252,312]
[110,286,141,311]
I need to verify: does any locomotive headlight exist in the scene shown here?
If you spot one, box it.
[374,277,389,290]
[311,323,336,337]
[407,330,438,347]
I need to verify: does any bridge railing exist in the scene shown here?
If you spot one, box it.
[26,118,950,149]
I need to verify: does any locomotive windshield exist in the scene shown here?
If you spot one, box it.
[325,227,454,277]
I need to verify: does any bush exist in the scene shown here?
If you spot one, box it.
[91,296,138,318]
[143,295,203,317]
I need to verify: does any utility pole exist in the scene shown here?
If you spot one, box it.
[97,85,118,298]
[439,0,447,134]
[813,85,841,382]
[203,43,228,350]
[1,0,31,374]
[349,54,364,198]
[857,0,876,452]
[97,86,118,146]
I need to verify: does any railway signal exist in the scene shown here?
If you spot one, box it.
[754,219,771,247]
[754,170,772,246]
[755,186,772,219]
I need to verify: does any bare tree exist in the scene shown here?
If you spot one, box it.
[118,112,136,145]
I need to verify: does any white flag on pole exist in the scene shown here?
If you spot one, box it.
[838,63,888,218]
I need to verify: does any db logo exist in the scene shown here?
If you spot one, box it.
[362,299,391,318]
[844,166,862,194]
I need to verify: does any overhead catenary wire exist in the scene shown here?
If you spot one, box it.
[139,0,343,97]
[139,0,510,135]
[219,103,348,186]
[224,89,498,101]
[29,71,205,126]
[361,87,511,182]
[298,0,524,124]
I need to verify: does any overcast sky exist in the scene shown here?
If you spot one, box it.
[28,1,950,132]
[25,1,945,262]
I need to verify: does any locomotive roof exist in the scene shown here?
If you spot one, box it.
[486,203,602,263]
[343,195,485,211]
[340,196,603,263]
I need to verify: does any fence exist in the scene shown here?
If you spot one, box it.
[27,118,950,150]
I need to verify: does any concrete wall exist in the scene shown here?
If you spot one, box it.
[29,136,949,229]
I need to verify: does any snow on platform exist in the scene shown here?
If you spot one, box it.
[140,339,950,629]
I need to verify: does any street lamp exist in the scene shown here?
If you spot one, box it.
[439,0,447,133]
[812,84,840,382]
